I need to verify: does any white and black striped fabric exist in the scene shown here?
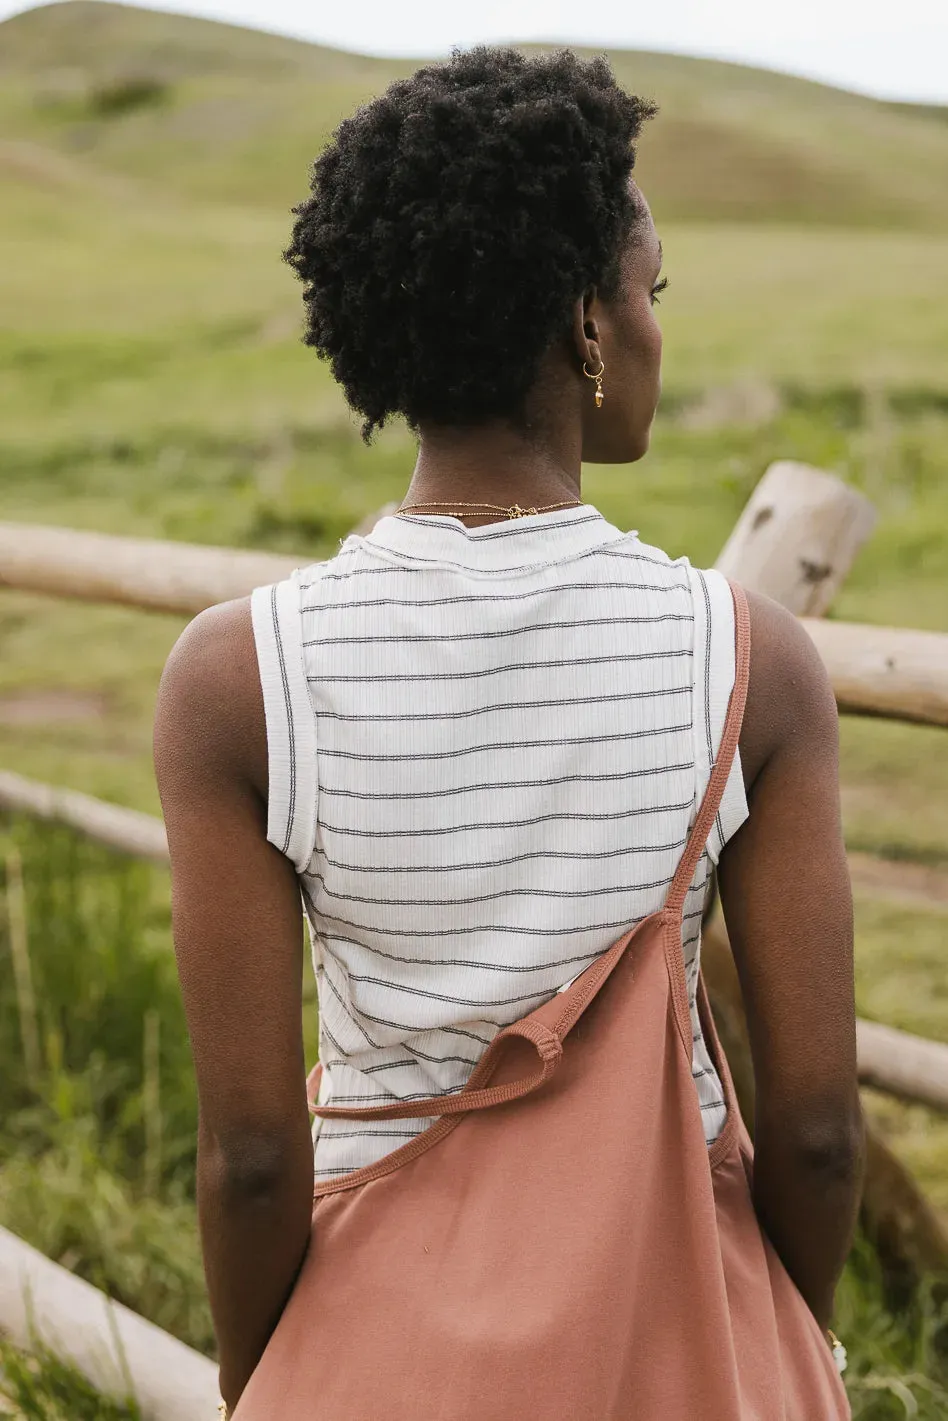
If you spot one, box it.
[250,505,748,1181]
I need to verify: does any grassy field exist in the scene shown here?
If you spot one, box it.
[1,1,947,1414]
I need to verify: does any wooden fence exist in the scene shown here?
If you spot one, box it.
[1,458,947,1418]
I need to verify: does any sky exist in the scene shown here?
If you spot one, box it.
[4,0,948,104]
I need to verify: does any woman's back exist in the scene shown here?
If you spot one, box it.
[251,504,748,1180]
[153,49,862,1413]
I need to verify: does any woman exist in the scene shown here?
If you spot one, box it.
[153,47,864,1418]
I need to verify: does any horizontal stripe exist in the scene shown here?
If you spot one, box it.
[312,650,689,683]
[314,1129,424,1140]
[316,725,690,763]
[310,872,690,908]
[318,796,693,837]
[320,932,616,975]
[307,544,675,583]
[326,1086,467,1103]
[315,1165,390,1176]
[440,1025,495,1045]
[321,1041,486,1069]
[316,763,692,802]
[345,973,581,1011]
[318,911,652,939]
[307,613,690,645]
[320,968,546,1039]
[300,580,684,611]
[315,838,691,874]
[313,562,485,583]
[330,998,547,1042]
[600,548,685,569]
[313,686,689,724]
[385,511,606,541]
[342,547,549,571]
[406,1044,481,1066]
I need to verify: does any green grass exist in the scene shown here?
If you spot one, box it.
[0,815,213,1353]
[1,2,947,1408]
[0,811,318,1359]
[836,1239,948,1418]
[0,1337,140,1420]
[853,890,948,1220]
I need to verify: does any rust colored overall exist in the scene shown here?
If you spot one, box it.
[233,581,851,1420]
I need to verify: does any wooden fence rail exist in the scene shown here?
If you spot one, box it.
[1,485,947,729]
[805,619,948,727]
[857,1019,948,1115]
[0,769,169,863]
[0,1225,217,1420]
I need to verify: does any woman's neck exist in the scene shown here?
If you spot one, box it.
[404,421,582,524]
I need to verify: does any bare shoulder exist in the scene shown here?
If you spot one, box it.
[153,595,269,804]
[738,587,839,792]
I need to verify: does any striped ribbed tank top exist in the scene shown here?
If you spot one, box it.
[250,504,748,1181]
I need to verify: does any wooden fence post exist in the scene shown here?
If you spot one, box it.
[716,460,876,615]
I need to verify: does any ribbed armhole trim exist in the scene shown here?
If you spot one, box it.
[687,566,749,865]
[250,572,318,874]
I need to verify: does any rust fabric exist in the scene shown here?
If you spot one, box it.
[233,579,851,1420]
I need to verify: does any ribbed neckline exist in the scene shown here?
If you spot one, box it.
[356,502,636,572]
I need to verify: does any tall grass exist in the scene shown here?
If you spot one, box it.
[0,1338,140,1420]
[0,810,213,1356]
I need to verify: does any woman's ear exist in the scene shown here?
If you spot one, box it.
[572,285,602,372]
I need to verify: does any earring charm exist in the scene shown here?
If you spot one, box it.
[583,359,605,408]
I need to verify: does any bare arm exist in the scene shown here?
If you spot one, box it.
[153,597,314,1410]
[718,590,865,1330]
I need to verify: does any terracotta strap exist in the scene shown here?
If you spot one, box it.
[663,579,751,919]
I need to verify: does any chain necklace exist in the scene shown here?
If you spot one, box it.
[395,498,583,521]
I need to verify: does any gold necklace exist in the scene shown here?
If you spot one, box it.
[395,498,583,521]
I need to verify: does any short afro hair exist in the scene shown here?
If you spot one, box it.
[284,47,656,440]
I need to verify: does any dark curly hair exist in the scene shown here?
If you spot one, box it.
[284,47,656,440]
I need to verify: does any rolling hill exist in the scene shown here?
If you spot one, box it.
[1,0,947,228]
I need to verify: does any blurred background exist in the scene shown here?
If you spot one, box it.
[0,1,946,1415]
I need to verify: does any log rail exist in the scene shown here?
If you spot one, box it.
[1,491,947,730]
[0,1225,218,1420]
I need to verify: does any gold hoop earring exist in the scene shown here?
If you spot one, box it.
[583,359,605,408]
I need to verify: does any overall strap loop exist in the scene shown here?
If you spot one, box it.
[309,1020,563,1121]
[664,579,750,919]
